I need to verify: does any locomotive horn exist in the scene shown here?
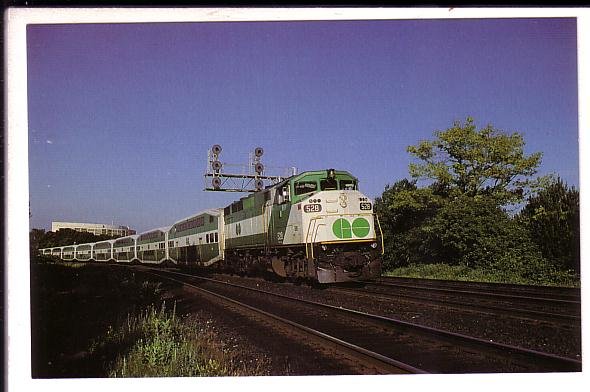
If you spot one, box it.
[254,147,264,157]
[212,144,222,156]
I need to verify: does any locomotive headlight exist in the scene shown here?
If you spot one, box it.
[370,242,378,249]
[321,244,328,251]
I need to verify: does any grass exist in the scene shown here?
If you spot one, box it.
[30,260,268,377]
[384,263,580,287]
[99,303,265,377]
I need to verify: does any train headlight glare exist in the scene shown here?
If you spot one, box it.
[370,242,378,249]
[321,245,328,251]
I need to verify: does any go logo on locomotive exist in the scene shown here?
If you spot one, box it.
[332,217,371,239]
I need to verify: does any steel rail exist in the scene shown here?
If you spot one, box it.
[373,276,581,301]
[141,267,581,372]
[140,268,427,375]
[361,280,581,305]
[327,286,581,323]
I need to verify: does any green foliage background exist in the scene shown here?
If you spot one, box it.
[375,118,579,286]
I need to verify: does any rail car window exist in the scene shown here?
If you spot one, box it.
[294,181,318,195]
[340,180,357,190]
[206,234,210,243]
[214,232,219,243]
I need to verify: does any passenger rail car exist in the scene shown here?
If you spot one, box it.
[136,228,169,264]
[38,169,383,284]
[113,236,136,263]
[75,244,92,261]
[168,209,224,267]
[94,240,115,262]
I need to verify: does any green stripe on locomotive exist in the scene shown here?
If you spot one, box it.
[223,169,357,250]
[225,232,267,249]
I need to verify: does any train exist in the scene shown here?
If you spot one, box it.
[39,168,383,284]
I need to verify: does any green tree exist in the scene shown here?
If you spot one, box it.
[426,195,543,270]
[29,228,46,258]
[31,228,120,253]
[374,179,445,268]
[407,117,542,205]
[519,177,580,273]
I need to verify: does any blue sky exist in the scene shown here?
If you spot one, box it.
[27,18,579,233]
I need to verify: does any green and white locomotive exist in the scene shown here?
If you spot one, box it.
[222,168,383,283]
[39,169,382,284]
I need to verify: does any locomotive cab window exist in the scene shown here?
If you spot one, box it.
[294,181,318,196]
[320,178,338,191]
[340,180,357,190]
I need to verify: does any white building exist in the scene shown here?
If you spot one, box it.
[51,221,135,237]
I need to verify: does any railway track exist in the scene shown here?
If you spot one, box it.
[136,267,422,375]
[133,266,581,374]
[329,284,580,325]
[346,277,581,323]
[373,276,581,302]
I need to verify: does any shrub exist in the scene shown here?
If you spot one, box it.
[519,177,580,273]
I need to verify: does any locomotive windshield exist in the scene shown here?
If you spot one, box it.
[291,170,359,202]
[294,181,318,195]
[340,179,357,190]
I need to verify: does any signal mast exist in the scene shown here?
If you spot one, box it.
[204,145,297,192]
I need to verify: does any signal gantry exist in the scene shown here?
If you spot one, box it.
[204,145,296,192]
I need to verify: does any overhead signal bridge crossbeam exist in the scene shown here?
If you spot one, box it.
[204,145,295,193]
[204,172,285,193]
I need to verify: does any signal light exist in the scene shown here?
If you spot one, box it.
[255,162,264,174]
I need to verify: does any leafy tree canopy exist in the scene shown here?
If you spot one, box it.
[407,117,543,205]
[518,177,580,272]
[31,228,119,251]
